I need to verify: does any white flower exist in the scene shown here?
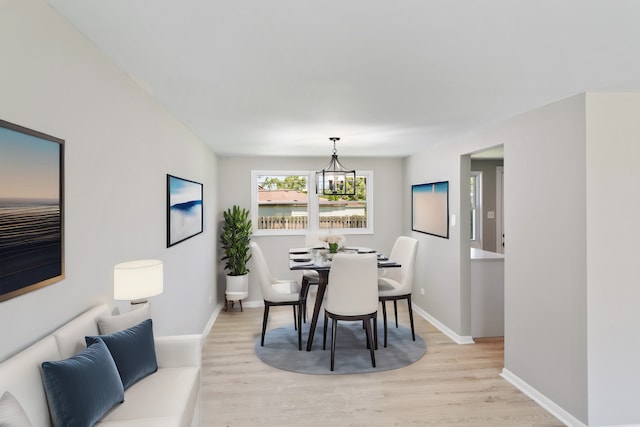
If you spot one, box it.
[320,234,345,245]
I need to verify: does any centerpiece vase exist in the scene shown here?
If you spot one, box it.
[328,243,339,253]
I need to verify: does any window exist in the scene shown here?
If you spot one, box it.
[252,172,310,232]
[470,171,482,243]
[251,170,373,236]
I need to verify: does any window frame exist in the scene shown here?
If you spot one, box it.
[251,169,373,236]
[470,170,482,246]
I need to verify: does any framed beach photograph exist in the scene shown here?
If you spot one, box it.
[167,174,203,247]
[0,120,65,302]
[411,181,449,239]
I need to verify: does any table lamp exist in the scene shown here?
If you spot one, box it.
[114,259,163,305]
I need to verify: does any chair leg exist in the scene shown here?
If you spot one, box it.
[292,305,297,330]
[300,277,309,323]
[302,300,307,323]
[297,302,303,351]
[364,316,376,368]
[239,299,243,312]
[261,304,270,346]
[373,313,378,350]
[323,311,328,350]
[381,300,388,348]
[393,300,399,328]
[407,295,415,341]
[330,317,338,371]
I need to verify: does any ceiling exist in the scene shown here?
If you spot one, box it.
[46,0,640,158]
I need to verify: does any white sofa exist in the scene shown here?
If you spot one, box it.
[0,303,201,427]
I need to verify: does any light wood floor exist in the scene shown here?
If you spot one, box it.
[201,298,564,427]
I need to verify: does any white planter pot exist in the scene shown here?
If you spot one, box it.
[225,274,249,311]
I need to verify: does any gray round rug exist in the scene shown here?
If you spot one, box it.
[255,320,426,375]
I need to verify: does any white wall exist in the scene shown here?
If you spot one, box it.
[405,95,590,423]
[500,95,588,423]
[586,93,640,426]
[0,0,219,361]
[406,93,640,425]
[404,147,467,335]
[217,156,403,303]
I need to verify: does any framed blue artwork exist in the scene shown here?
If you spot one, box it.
[166,174,203,247]
[0,120,64,301]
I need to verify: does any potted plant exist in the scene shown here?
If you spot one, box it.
[220,205,252,310]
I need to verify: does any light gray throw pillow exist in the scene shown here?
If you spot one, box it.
[97,303,151,334]
[0,391,32,427]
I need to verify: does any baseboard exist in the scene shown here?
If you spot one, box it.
[501,368,587,427]
[209,298,474,344]
[411,304,475,344]
[202,303,224,337]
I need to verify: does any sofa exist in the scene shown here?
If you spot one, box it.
[0,303,201,427]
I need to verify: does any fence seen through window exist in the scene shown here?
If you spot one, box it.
[257,174,367,230]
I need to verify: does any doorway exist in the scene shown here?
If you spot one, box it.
[469,146,504,253]
[467,145,505,341]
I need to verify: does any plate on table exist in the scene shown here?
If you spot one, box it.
[344,246,376,254]
[289,248,310,255]
[290,258,315,267]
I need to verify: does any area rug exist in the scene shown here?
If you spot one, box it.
[255,320,426,375]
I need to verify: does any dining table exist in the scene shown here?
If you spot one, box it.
[289,247,401,351]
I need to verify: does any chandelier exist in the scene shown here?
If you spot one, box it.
[316,137,356,196]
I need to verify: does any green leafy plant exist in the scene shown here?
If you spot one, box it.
[220,205,252,276]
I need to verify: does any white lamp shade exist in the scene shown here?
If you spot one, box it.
[114,259,163,301]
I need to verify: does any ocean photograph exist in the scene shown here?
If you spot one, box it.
[0,121,64,301]
[0,200,62,296]
[167,175,203,247]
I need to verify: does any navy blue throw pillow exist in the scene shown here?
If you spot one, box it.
[41,338,124,427]
[86,318,158,390]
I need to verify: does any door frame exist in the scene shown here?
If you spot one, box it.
[496,166,504,254]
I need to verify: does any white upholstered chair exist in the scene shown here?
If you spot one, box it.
[250,242,303,350]
[378,236,418,347]
[322,253,378,371]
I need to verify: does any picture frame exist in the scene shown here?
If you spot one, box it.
[0,120,65,302]
[411,181,449,239]
[167,174,203,247]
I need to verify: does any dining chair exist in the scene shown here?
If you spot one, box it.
[322,253,378,371]
[378,236,418,347]
[250,242,303,350]
[300,232,322,322]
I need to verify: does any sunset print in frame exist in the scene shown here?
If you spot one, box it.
[0,120,64,302]
[411,181,449,239]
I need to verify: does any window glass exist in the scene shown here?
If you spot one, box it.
[470,171,481,242]
[319,176,367,229]
[251,170,373,235]
[255,174,309,230]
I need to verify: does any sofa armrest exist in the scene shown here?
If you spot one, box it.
[154,334,202,369]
